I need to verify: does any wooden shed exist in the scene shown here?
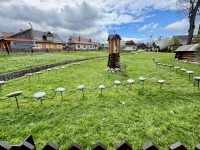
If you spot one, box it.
[175,44,198,61]
[107,34,121,68]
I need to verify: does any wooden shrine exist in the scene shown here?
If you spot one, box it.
[107,34,121,68]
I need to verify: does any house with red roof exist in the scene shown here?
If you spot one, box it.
[0,32,13,38]
[67,36,95,50]
[9,28,63,51]
[123,40,147,51]
[0,30,34,54]
[0,28,63,53]
[124,40,137,51]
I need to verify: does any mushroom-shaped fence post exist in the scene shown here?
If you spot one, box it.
[34,92,46,104]
[6,91,23,108]
[78,85,85,97]
[99,85,105,95]
[26,73,32,82]
[56,88,65,102]
[158,80,165,89]
[47,68,51,74]
[139,77,146,89]
[127,79,134,89]
[114,80,121,91]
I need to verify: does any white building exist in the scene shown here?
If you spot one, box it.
[123,40,137,51]
[67,36,95,50]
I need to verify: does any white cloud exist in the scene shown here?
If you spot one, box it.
[0,0,177,42]
[121,37,147,43]
[139,25,149,31]
[148,30,154,34]
[163,19,189,31]
[153,23,158,28]
[138,23,158,31]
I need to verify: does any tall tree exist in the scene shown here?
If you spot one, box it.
[176,0,200,45]
[168,36,182,50]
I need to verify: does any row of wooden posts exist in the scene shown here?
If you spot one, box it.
[0,135,200,150]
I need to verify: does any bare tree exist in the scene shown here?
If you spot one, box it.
[176,0,200,45]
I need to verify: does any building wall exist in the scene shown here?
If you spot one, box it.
[73,44,95,50]
[37,42,63,49]
[180,51,196,61]
[0,41,6,48]
[68,44,75,49]
[154,47,159,52]
[0,41,10,49]
[11,30,32,39]
[10,42,34,49]
[124,46,137,51]
[0,41,11,53]
[67,43,95,50]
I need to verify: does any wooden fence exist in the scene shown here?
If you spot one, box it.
[0,135,200,150]
[0,48,99,54]
[0,48,71,54]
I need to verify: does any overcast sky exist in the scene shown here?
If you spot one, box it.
[0,0,196,43]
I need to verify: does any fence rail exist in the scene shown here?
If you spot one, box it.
[0,48,68,53]
[0,135,200,150]
[0,48,101,54]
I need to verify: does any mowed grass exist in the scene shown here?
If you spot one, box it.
[0,52,200,150]
[0,51,108,74]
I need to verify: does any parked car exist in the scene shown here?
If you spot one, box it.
[31,45,41,52]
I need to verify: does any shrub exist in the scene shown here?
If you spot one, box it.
[98,46,103,50]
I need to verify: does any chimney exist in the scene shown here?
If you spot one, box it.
[20,29,22,32]
[79,36,80,41]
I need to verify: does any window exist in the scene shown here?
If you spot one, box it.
[54,44,57,49]
[84,45,86,48]
[77,45,80,48]
[90,46,91,48]
[47,37,53,41]
[42,44,46,48]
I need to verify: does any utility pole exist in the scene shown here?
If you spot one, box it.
[150,35,153,51]
[150,35,152,45]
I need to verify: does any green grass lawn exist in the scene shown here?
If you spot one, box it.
[0,52,200,150]
[0,51,108,74]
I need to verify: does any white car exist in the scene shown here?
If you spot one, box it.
[31,45,41,52]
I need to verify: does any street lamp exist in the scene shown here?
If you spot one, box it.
[29,22,32,29]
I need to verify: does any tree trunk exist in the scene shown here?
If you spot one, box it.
[187,13,196,45]
[187,0,200,45]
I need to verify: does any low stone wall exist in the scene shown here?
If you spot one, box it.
[0,57,96,81]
